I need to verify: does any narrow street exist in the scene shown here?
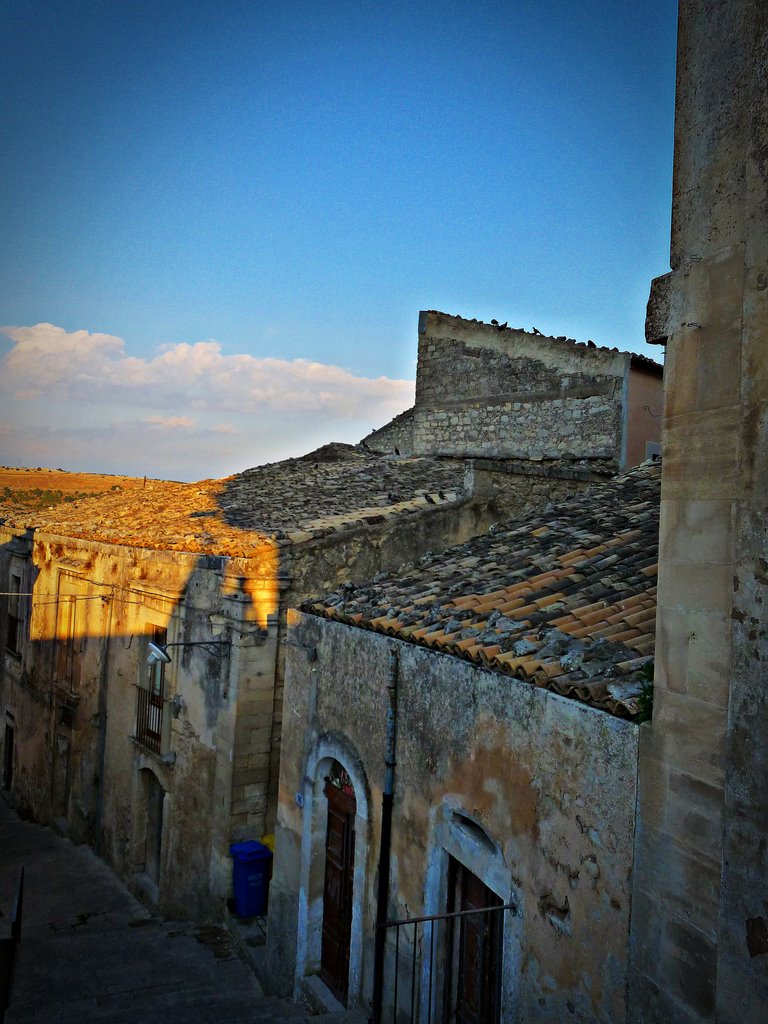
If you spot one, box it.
[0,800,324,1024]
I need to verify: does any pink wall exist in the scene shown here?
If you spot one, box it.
[626,364,662,467]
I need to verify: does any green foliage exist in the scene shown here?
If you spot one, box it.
[1,487,104,510]
[636,660,654,723]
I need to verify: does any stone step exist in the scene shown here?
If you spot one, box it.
[7,994,366,1024]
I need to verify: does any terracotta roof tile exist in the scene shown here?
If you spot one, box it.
[305,460,661,719]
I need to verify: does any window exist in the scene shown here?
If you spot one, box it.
[136,627,167,755]
[6,572,22,655]
[54,577,81,691]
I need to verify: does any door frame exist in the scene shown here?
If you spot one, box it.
[295,738,370,1007]
[444,856,504,1024]
[319,771,357,1003]
[421,799,522,1023]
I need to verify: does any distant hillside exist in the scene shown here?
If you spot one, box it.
[0,467,169,513]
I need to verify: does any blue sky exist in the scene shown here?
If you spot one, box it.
[0,0,677,480]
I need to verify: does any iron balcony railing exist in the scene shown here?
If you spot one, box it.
[135,686,166,755]
[372,902,515,1024]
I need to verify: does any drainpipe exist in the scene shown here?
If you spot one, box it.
[94,591,113,855]
[371,645,399,1024]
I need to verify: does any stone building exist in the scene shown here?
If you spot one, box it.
[628,2,768,1021]
[364,311,662,472]
[268,461,660,1021]
[0,448,493,918]
[0,304,658,925]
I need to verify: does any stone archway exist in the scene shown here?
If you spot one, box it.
[421,798,522,1023]
[319,759,357,1003]
[295,737,370,1007]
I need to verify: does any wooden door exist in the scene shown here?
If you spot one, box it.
[52,732,71,819]
[445,860,503,1024]
[145,772,165,884]
[320,769,356,1004]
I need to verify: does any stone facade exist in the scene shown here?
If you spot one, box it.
[0,525,280,920]
[630,3,768,1022]
[0,452,500,919]
[269,613,640,1023]
[364,311,662,471]
[467,457,618,522]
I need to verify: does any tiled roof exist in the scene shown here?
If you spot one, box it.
[305,460,661,718]
[0,445,466,555]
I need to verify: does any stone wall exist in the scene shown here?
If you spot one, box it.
[630,3,768,1022]
[414,314,628,404]
[269,612,640,1022]
[411,390,623,462]
[261,490,501,835]
[467,458,616,520]
[365,312,638,469]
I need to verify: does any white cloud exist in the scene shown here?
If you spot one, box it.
[0,323,415,479]
[0,323,414,418]
[142,416,195,430]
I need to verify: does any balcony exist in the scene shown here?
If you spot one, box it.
[135,686,167,756]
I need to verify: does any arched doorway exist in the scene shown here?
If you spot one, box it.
[295,741,369,1007]
[421,801,521,1023]
[320,759,356,1004]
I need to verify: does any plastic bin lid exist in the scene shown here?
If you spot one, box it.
[230,839,272,862]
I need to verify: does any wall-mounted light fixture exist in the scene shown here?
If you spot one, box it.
[147,640,229,665]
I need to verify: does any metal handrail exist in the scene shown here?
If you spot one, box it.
[371,901,514,1024]
[378,902,516,930]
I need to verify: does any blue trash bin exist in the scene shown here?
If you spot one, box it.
[230,840,273,918]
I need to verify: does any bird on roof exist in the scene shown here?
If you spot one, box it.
[497,321,508,331]
[532,327,543,335]
[394,446,401,455]
[424,493,435,504]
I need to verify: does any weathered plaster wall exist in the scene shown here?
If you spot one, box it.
[626,366,663,468]
[1,494,509,916]
[365,312,629,467]
[270,613,639,1022]
[259,493,501,835]
[0,528,276,920]
[631,4,768,1022]
[1,529,49,819]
